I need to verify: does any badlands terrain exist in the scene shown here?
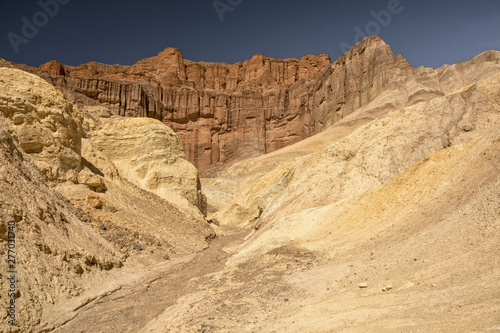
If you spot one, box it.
[0,36,499,332]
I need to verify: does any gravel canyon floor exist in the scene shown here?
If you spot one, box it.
[0,36,499,332]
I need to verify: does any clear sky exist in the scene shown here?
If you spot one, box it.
[0,0,499,69]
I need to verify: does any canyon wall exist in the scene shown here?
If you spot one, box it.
[29,48,332,175]
[7,37,407,175]
[10,36,500,175]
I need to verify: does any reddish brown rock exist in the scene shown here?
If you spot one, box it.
[18,36,500,176]
[38,60,66,76]
[30,47,331,175]
[29,37,414,176]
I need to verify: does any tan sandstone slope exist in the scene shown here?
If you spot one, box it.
[0,68,215,332]
[138,72,500,332]
[87,116,207,219]
[0,125,123,333]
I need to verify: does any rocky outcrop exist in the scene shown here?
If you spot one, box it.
[10,36,500,177]
[28,48,332,175]
[88,116,207,218]
[0,126,122,333]
[302,37,500,135]
[0,68,82,181]
[38,60,66,76]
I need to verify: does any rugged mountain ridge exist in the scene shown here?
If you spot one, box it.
[16,48,332,175]
[3,36,500,176]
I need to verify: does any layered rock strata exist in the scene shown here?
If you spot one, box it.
[5,36,500,177]
[19,48,332,175]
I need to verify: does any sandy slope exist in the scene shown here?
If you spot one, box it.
[141,126,500,333]
[139,73,500,332]
[202,48,500,215]
[0,68,215,332]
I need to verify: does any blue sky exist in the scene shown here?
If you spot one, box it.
[0,0,499,69]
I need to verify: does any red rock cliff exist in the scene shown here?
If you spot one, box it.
[32,48,332,175]
[27,36,423,175]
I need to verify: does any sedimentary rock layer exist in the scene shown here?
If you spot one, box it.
[19,46,332,174]
[7,36,500,176]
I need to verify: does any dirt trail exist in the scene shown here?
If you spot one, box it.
[53,227,248,333]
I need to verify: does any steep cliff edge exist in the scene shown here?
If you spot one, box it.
[3,37,500,176]
[26,48,332,175]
